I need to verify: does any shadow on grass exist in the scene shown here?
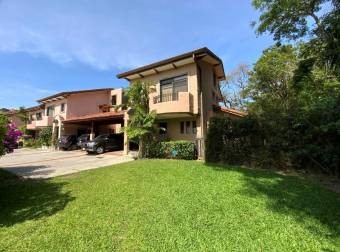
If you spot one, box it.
[0,170,74,227]
[205,163,340,240]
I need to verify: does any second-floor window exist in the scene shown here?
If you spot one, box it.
[60,103,65,112]
[111,95,117,106]
[36,112,42,120]
[160,74,188,102]
[46,106,54,116]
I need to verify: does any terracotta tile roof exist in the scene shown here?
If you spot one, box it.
[63,111,125,123]
[219,107,247,117]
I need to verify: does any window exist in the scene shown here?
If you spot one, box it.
[111,95,117,106]
[180,121,184,134]
[160,74,188,102]
[192,121,197,134]
[186,121,190,134]
[159,122,167,135]
[60,103,65,112]
[36,112,42,120]
[46,106,54,116]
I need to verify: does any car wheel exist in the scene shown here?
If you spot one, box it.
[96,146,104,154]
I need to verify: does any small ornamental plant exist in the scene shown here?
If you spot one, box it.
[4,122,23,153]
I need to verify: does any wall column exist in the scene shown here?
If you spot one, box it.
[90,121,95,140]
[58,120,62,139]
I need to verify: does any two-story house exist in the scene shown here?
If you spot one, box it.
[117,47,244,157]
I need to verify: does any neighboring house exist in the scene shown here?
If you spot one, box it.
[26,88,125,140]
[26,47,244,158]
[117,47,245,157]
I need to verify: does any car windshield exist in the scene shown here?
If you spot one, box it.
[94,134,108,140]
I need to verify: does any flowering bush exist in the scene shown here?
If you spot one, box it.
[4,122,23,153]
[0,115,7,156]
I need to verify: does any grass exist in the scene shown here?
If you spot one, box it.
[0,160,339,251]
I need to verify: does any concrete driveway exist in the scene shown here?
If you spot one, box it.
[0,148,134,179]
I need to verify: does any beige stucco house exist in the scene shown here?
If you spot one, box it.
[26,47,245,158]
[117,47,245,157]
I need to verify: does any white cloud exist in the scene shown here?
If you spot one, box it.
[0,82,58,108]
[0,0,243,70]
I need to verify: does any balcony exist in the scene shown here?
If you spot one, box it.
[36,116,54,127]
[149,92,193,117]
[26,121,36,130]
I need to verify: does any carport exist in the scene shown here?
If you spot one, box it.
[62,111,130,155]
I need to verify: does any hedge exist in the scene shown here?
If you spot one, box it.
[205,115,340,176]
[148,140,197,160]
[205,116,267,167]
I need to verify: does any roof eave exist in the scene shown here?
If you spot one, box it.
[117,47,225,80]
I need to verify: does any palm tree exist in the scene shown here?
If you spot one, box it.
[124,81,156,158]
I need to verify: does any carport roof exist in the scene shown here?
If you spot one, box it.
[63,111,125,124]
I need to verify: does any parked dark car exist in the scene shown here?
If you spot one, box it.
[85,133,123,154]
[58,135,77,150]
[77,134,90,150]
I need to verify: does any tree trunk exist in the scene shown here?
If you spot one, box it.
[138,138,144,159]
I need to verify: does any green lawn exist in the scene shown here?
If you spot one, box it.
[0,160,339,251]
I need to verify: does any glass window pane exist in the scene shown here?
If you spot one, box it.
[192,121,197,134]
[180,121,184,134]
[186,121,190,134]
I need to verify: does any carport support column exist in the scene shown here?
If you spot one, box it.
[58,120,62,139]
[90,121,95,140]
[123,112,129,155]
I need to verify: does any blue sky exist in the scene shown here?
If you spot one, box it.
[0,0,273,108]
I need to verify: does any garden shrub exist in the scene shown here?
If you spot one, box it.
[206,114,340,177]
[23,138,42,148]
[148,140,197,160]
[206,116,264,166]
[0,115,8,156]
[38,127,53,146]
[4,122,23,153]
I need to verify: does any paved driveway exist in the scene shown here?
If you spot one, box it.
[0,148,134,179]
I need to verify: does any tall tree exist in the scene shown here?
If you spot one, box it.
[220,64,249,110]
[245,45,297,107]
[252,0,340,72]
[252,0,329,41]
[124,81,156,158]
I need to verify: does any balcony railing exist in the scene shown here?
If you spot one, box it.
[150,92,194,115]
[153,93,179,104]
